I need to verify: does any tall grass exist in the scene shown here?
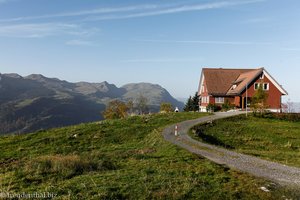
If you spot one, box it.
[24,154,116,179]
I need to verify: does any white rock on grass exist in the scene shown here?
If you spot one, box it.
[260,186,270,192]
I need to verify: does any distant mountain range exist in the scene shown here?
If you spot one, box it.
[0,73,184,134]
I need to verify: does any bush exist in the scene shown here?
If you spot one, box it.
[256,112,300,122]
[103,100,128,119]
[160,102,173,113]
[222,100,234,111]
[206,103,221,112]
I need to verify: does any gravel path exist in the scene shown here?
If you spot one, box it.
[162,111,300,187]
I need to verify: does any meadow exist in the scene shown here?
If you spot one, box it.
[0,113,297,199]
[191,114,300,168]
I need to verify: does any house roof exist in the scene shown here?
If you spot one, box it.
[201,68,253,95]
[227,68,263,95]
[200,67,288,96]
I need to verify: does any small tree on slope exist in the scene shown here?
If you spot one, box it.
[103,100,128,119]
[252,83,268,116]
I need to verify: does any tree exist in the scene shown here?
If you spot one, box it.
[184,96,193,111]
[184,92,200,112]
[191,92,200,111]
[160,102,173,113]
[103,100,128,119]
[127,100,134,115]
[136,94,149,115]
[252,83,268,116]
[286,98,294,113]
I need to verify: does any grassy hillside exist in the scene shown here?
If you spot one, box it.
[191,115,300,168]
[0,113,295,199]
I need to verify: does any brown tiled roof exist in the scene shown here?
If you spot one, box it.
[201,67,287,96]
[227,68,263,95]
[202,68,253,95]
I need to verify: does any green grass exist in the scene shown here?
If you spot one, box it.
[190,114,300,168]
[0,113,297,199]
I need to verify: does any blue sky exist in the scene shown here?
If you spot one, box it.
[0,0,299,101]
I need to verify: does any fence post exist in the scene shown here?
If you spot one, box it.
[175,125,178,136]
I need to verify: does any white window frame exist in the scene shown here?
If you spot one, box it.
[201,96,210,103]
[263,83,269,91]
[201,96,205,103]
[254,82,269,91]
[215,97,224,104]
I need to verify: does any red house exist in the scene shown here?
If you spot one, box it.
[198,67,288,112]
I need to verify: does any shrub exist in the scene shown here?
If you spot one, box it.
[103,100,128,119]
[160,102,173,113]
[222,100,234,111]
[256,112,300,122]
[206,103,221,112]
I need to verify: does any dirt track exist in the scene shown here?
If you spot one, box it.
[162,111,300,187]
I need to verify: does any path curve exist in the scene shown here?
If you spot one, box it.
[162,111,300,187]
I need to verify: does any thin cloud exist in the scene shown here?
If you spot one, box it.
[85,0,265,21]
[0,23,98,38]
[0,0,265,22]
[0,5,158,22]
[135,39,272,46]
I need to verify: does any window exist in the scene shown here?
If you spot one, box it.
[201,96,210,103]
[254,83,269,91]
[215,97,224,104]
[201,96,205,103]
[263,83,269,90]
[231,84,237,90]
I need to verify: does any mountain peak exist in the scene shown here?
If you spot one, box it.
[3,73,22,79]
[25,74,46,80]
[101,81,109,85]
[94,81,118,91]
[25,74,63,83]
[122,82,163,89]
[121,82,183,109]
